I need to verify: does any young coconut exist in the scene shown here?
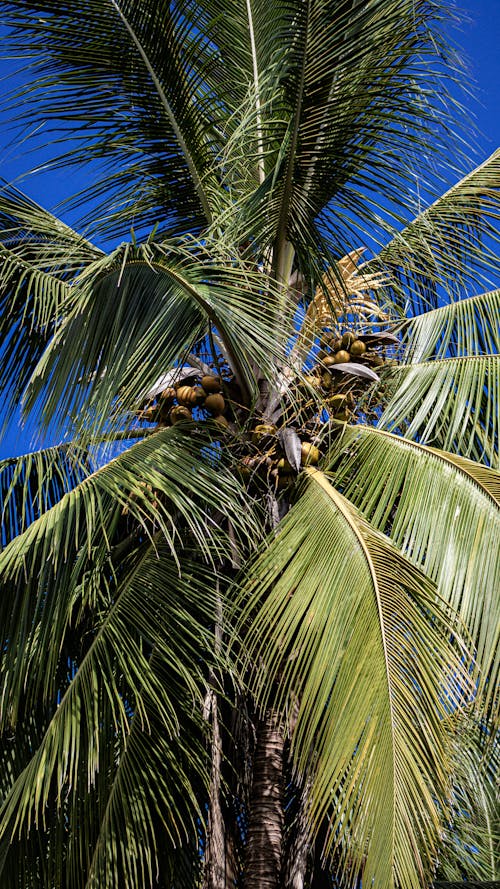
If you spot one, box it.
[349,340,367,357]
[141,406,157,423]
[176,385,199,406]
[332,350,351,364]
[192,386,207,404]
[341,331,357,350]
[170,405,192,424]
[204,393,225,415]
[300,442,320,465]
[201,374,222,393]
[160,387,176,403]
[214,414,229,430]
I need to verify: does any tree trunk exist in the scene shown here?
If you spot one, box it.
[203,591,226,889]
[203,688,226,889]
[283,779,312,889]
[243,711,284,889]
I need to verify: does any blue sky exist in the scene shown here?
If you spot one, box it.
[0,2,499,458]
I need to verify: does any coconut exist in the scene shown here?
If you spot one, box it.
[192,386,207,404]
[176,385,199,406]
[341,331,356,350]
[300,442,320,465]
[252,424,277,443]
[321,355,337,367]
[201,374,222,393]
[349,340,366,357]
[277,457,293,475]
[214,414,229,430]
[141,406,157,423]
[170,405,192,424]
[160,387,176,402]
[332,349,351,364]
[204,393,225,415]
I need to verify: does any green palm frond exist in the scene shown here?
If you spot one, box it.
[228,0,466,272]
[22,239,289,437]
[437,713,499,882]
[327,424,500,717]
[233,469,471,889]
[378,356,500,467]
[0,184,101,267]
[0,444,93,546]
[375,150,500,313]
[0,185,102,424]
[0,0,226,237]
[0,426,254,725]
[399,289,500,362]
[0,540,215,889]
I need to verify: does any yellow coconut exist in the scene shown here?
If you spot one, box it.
[201,374,222,393]
[300,442,320,465]
[204,393,225,415]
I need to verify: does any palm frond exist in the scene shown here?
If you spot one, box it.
[0,444,93,547]
[374,150,500,313]
[0,184,102,426]
[0,426,255,725]
[437,712,499,882]
[0,0,225,237]
[399,288,500,362]
[326,424,500,718]
[22,239,290,437]
[0,183,101,267]
[232,469,470,889]
[0,540,215,889]
[232,0,467,271]
[378,356,500,467]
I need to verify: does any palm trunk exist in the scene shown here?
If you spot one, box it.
[203,688,226,889]
[203,591,226,889]
[243,711,285,889]
[283,776,312,889]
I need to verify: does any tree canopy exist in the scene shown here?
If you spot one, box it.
[0,2,498,888]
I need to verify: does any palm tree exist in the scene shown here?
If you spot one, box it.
[0,2,498,887]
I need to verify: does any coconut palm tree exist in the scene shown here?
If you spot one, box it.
[0,2,498,888]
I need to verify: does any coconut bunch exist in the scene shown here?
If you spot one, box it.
[137,372,236,429]
[236,423,321,492]
[295,327,400,425]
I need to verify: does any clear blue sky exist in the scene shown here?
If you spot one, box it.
[0,2,499,458]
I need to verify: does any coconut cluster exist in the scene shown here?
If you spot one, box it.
[300,329,399,423]
[138,373,234,429]
[135,328,398,495]
[237,424,320,492]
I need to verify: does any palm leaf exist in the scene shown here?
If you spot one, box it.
[228,0,467,272]
[378,356,500,467]
[0,540,216,888]
[0,185,102,426]
[399,289,500,362]
[327,424,500,718]
[233,469,470,889]
[22,239,289,437]
[0,444,93,546]
[437,712,499,882]
[0,426,254,725]
[374,150,500,313]
[0,1,225,237]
